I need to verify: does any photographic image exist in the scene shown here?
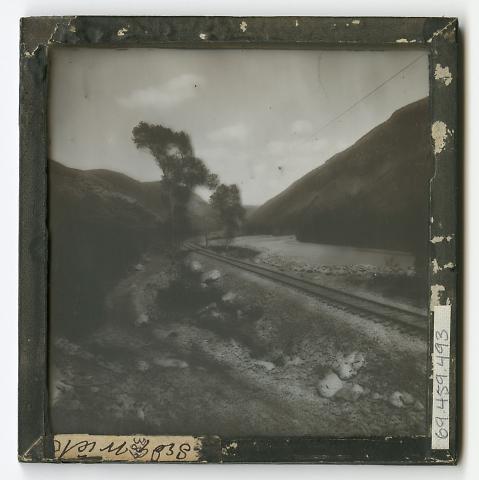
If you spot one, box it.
[47,47,432,439]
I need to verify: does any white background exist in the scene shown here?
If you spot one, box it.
[1,0,477,478]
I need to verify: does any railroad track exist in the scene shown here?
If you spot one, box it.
[184,242,428,333]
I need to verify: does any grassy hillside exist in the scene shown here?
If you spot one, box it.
[247,98,433,259]
[48,160,213,338]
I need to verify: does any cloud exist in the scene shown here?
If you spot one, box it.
[207,123,248,143]
[291,119,314,136]
[118,73,203,109]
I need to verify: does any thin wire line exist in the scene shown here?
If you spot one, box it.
[308,53,427,141]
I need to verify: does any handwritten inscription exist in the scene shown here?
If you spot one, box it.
[432,305,451,450]
[54,435,200,462]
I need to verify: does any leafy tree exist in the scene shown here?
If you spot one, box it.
[210,184,245,248]
[132,122,216,246]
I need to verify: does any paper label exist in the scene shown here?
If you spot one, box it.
[432,305,451,450]
[54,434,201,462]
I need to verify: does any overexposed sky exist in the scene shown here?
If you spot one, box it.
[49,48,428,205]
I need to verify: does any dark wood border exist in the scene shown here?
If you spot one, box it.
[18,16,459,464]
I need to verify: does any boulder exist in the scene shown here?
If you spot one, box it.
[134,263,145,271]
[222,291,237,304]
[334,351,366,380]
[317,371,344,398]
[389,391,405,408]
[189,260,203,273]
[350,383,366,400]
[201,269,222,283]
[336,383,366,401]
[255,360,275,371]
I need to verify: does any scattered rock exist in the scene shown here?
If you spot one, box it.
[389,391,405,408]
[210,310,225,320]
[335,361,355,380]
[285,356,304,367]
[135,313,149,326]
[336,383,366,401]
[154,357,188,369]
[201,269,221,283]
[134,263,145,271]
[317,371,344,398]
[222,291,237,304]
[149,270,175,290]
[198,302,218,315]
[401,392,415,405]
[334,351,366,380]
[372,392,383,400]
[136,360,150,372]
[414,400,425,411]
[189,260,203,273]
[255,360,275,371]
[350,383,366,400]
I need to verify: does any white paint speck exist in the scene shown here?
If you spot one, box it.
[431,236,445,244]
[199,33,208,40]
[431,121,451,154]
[295,19,299,27]
[117,27,128,37]
[432,259,441,274]
[240,21,247,33]
[352,19,360,25]
[430,284,446,311]
[434,64,453,86]
[443,262,455,270]
[396,38,409,43]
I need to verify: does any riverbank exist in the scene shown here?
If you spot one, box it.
[209,235,427,311]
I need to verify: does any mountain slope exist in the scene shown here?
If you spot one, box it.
[48,160,214,338]
[247,98,433,257]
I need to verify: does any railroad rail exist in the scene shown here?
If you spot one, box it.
[184,242,428,333]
